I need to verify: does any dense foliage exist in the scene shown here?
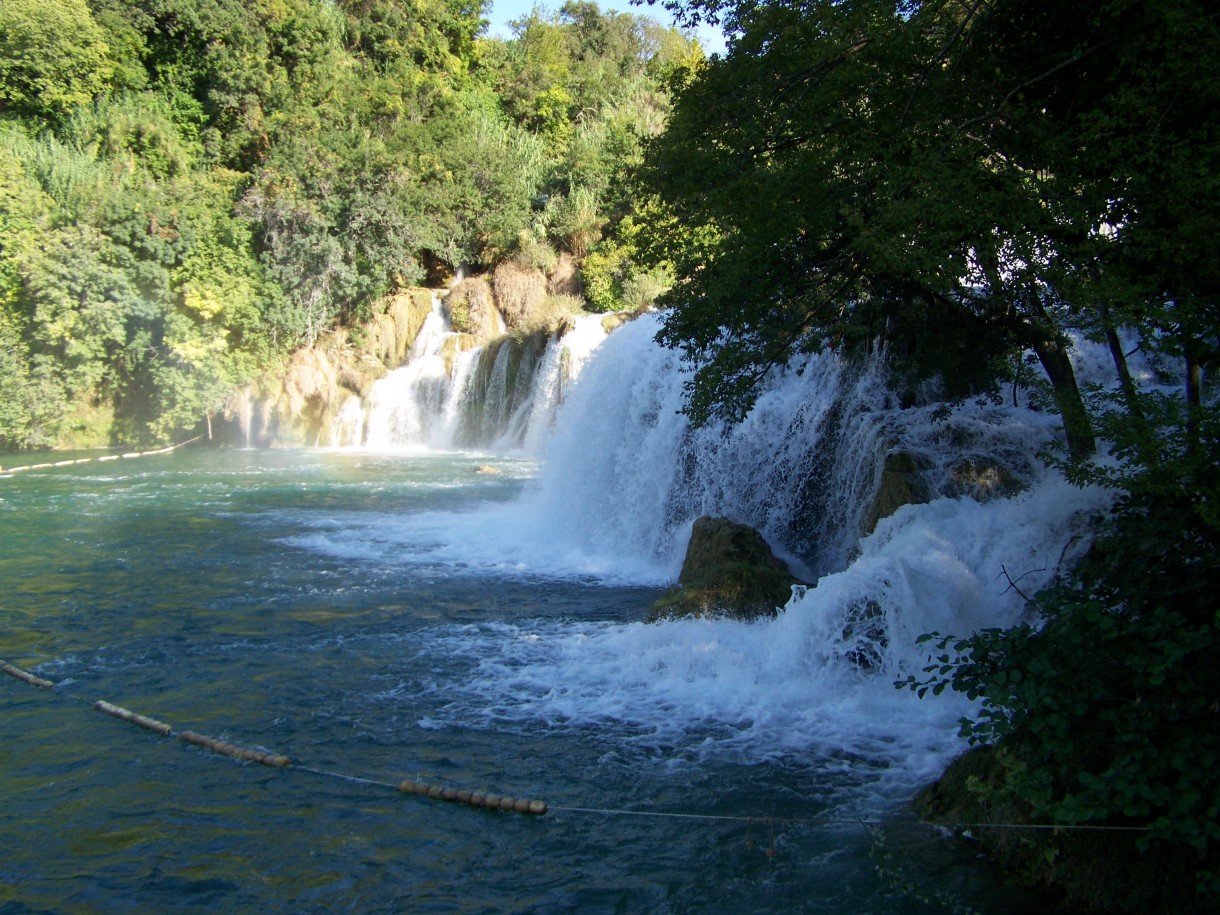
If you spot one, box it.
[645,0,1218,907]
[0,0,700,448]
[646,0,1216,456]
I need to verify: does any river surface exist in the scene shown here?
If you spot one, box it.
[1,449,1044,913]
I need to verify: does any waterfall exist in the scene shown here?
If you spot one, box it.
[360,299,608,451]
[239,385,254,449]
[521,313,1093,578]
[363,298,467,448]
[288,310,1113,780]
[321,307,1114,677]
[335,311,1107,604]
[331,395,365,448]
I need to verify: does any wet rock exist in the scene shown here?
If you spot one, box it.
[864,451,933,534]
[244,287,436,446]
[947,456,1023,501]
[648,516,802,621]
[444,278,500,341]
[439,333,480,376]
[600,312,634,335]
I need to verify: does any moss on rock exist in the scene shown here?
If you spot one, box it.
[444,278,499,340]
[648,516,801,621]
[864,451,932,533]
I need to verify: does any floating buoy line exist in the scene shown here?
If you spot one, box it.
[0,435,203,476]
[3,657,550,817]
[1,656,1155,838]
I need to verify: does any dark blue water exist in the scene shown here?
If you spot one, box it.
[1,449,1039,913]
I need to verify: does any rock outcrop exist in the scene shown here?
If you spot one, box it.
[238,265,638,448]
[864,450,1026,534]
[863,451,933,534]
[242,288,434,446]
[444,278,501,341]
[946,456,1023,501]
[648,516,803,621]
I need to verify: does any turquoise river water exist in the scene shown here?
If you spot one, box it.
[1,448,1048,913]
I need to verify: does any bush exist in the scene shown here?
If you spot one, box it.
[903,407,1220,909]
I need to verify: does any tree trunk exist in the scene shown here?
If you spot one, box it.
[1023,293,1094,464]
[1029,334,1095,463]
[1098,300,1158,469]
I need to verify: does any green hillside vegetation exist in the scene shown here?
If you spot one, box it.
[0,0,700,448]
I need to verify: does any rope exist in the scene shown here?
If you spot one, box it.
[2,658,547,816]
[0,436,203,476]
[294,764,402,792]
[548,806,1152,832]
[0,658,1155,833]
[549,805,809,825]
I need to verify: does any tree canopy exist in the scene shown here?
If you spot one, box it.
[645,0,1217,462]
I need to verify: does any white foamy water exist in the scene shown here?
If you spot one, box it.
[286,313,1114,782]
[364,470,1104,790]
[363,299,469,448]
[360,304,609,452]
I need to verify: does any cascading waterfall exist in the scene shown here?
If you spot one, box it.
[518,313,1097,584]
[239,385,254,449]
[358,298,609,451]
[362,296,470,448]
[332,395,365,448]
[290,309,1114,787]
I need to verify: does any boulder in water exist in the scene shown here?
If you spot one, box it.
[864,451,932,534]
[947,456,1023,501]
[648,516,801,621]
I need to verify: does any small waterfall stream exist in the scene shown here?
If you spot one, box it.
[355,297,609,451]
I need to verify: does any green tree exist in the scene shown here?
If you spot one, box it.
[645,0,1121,459]
[0,139,67,447]
[412,105,548,265]
[0,0,113,122]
